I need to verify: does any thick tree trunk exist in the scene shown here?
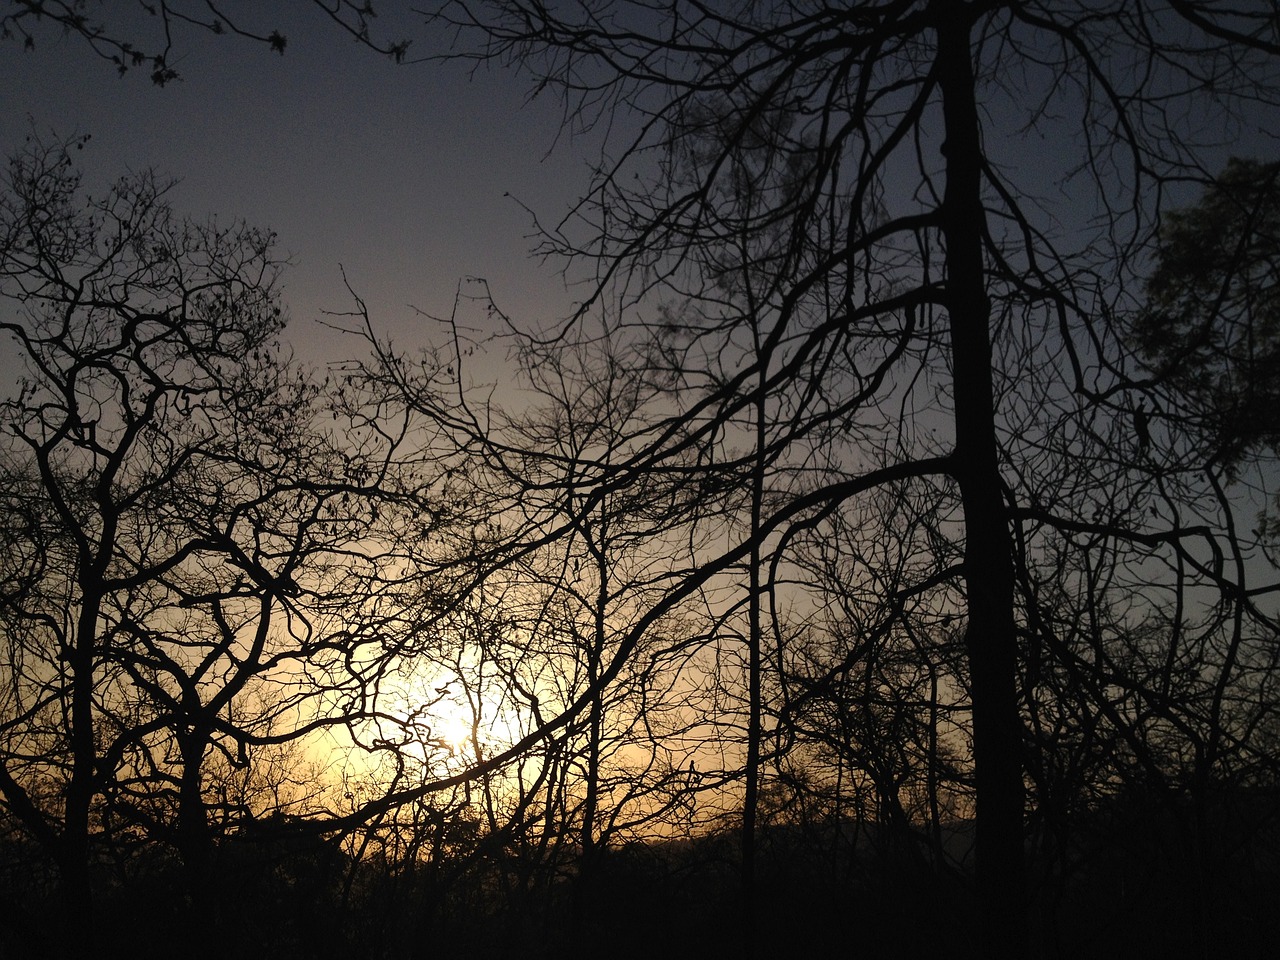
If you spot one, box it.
[177,728,218,960]
[935,6,1028,955]
[178,729,213,899]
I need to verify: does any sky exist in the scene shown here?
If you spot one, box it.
[4,4,1275,373]
[0,5,588,367]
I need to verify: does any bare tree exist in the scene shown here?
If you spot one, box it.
[0,136,413,938]
[10,4,1278,952]
[405,1,1280,952]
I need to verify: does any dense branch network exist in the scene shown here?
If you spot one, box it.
[2,3,1280,957]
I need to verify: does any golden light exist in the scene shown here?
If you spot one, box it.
[436,707,474,756]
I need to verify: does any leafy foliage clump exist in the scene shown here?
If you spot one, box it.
[1137,158,1280,465]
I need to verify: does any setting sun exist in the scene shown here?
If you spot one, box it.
[5,4,1277,960]
[439,711,473,755]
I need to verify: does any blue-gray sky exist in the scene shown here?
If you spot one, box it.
[6,4,1275,373]
[1,6,584,364]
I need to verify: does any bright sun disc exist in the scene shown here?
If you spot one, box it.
[440,713,472,753]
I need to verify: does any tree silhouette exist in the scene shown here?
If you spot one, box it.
[412,1,1280,951]
[1135,158,1280,469]
[0,136,417,949]
[6,5,1280,958]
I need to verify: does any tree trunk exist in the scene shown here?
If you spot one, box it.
[178,727,213,900]
[935,6,1028,955]
[61,592,101,929]
[740,325,769,955]
[575,513,606,931]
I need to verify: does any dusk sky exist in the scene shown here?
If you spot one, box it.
[1,7,587,366]
[5,6,1273,373]
[5,8,1280,959]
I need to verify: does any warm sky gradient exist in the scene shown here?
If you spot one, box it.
[1,7,586,365]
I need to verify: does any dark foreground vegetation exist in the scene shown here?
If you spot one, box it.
[5,3,1280,958]
[3,782,1279,960]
